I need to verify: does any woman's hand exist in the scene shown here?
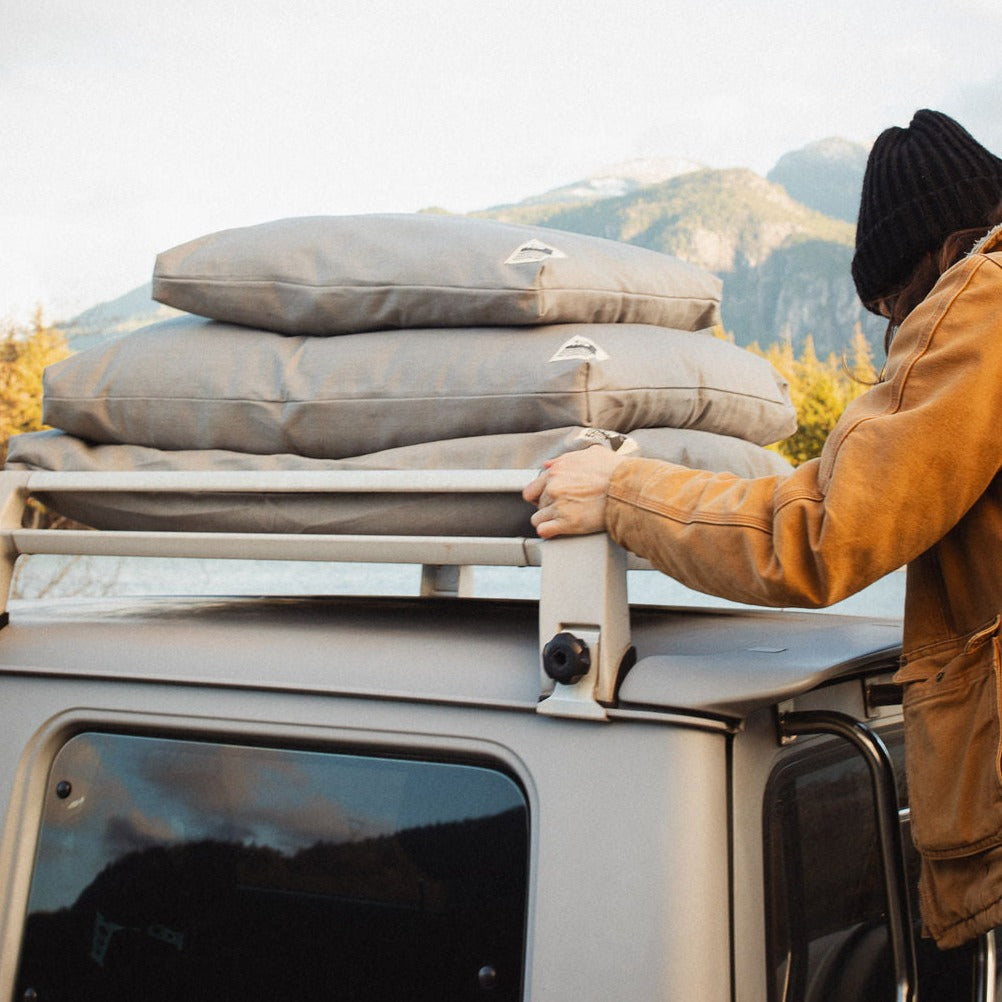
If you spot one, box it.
[522,445,628,539]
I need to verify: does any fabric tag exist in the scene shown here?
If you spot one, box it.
[548,335,610,362]
[574,428,640,454]
[504,239,568,265]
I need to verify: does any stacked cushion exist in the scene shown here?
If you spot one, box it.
[40,318,795,457]
[8,213,796,535]
[150,213,723,335]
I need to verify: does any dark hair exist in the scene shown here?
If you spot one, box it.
[871,200,1002,351]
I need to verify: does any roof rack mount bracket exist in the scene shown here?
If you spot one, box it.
[536,534,631,721]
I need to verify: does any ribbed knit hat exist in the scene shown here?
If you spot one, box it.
[852,109,1002,311]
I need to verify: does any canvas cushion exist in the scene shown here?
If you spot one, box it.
[6,427,792,537]
[42,317,796,457]
[151,214,722,335]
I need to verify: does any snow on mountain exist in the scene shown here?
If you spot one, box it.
[509,156,705,206]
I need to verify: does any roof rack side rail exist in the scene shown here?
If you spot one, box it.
[0,469,545,609]
[12,469,539,494]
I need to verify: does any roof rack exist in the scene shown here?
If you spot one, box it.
[0,469,634,721]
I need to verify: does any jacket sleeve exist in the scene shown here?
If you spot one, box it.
[605,253,1002,608]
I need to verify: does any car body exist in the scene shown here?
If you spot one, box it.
[0,468,995,1001]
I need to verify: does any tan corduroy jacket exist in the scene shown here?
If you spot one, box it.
[606,224,1002,948]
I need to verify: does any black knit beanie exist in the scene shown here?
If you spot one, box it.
[852,109,1002,311]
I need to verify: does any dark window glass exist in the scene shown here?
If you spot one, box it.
[15,732,528,1001]
[764,723,990,1002]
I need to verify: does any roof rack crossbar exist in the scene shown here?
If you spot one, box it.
[1,470,553,604]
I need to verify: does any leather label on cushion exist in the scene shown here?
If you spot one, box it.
[575,428,641,454]
[504,239,568,265]
[549,335,610,362]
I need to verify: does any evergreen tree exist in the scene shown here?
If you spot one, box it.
[747,325,877,466]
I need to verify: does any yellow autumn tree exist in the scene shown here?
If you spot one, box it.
[748,324,878,466]
[0,309,71,464]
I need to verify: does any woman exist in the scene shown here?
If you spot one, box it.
[523,109,1002,949]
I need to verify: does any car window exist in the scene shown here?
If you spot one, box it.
[14,732,528,1001]
[764,724,989,1002]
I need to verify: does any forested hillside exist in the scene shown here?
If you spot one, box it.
[478,164,883,357]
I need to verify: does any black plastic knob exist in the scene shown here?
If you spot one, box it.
[542,632,592,684]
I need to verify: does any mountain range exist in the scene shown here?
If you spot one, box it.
[62,137,885,357]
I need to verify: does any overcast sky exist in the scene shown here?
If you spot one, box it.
[4,0,1002,325]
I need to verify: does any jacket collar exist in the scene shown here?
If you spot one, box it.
[970,222,1002,256]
